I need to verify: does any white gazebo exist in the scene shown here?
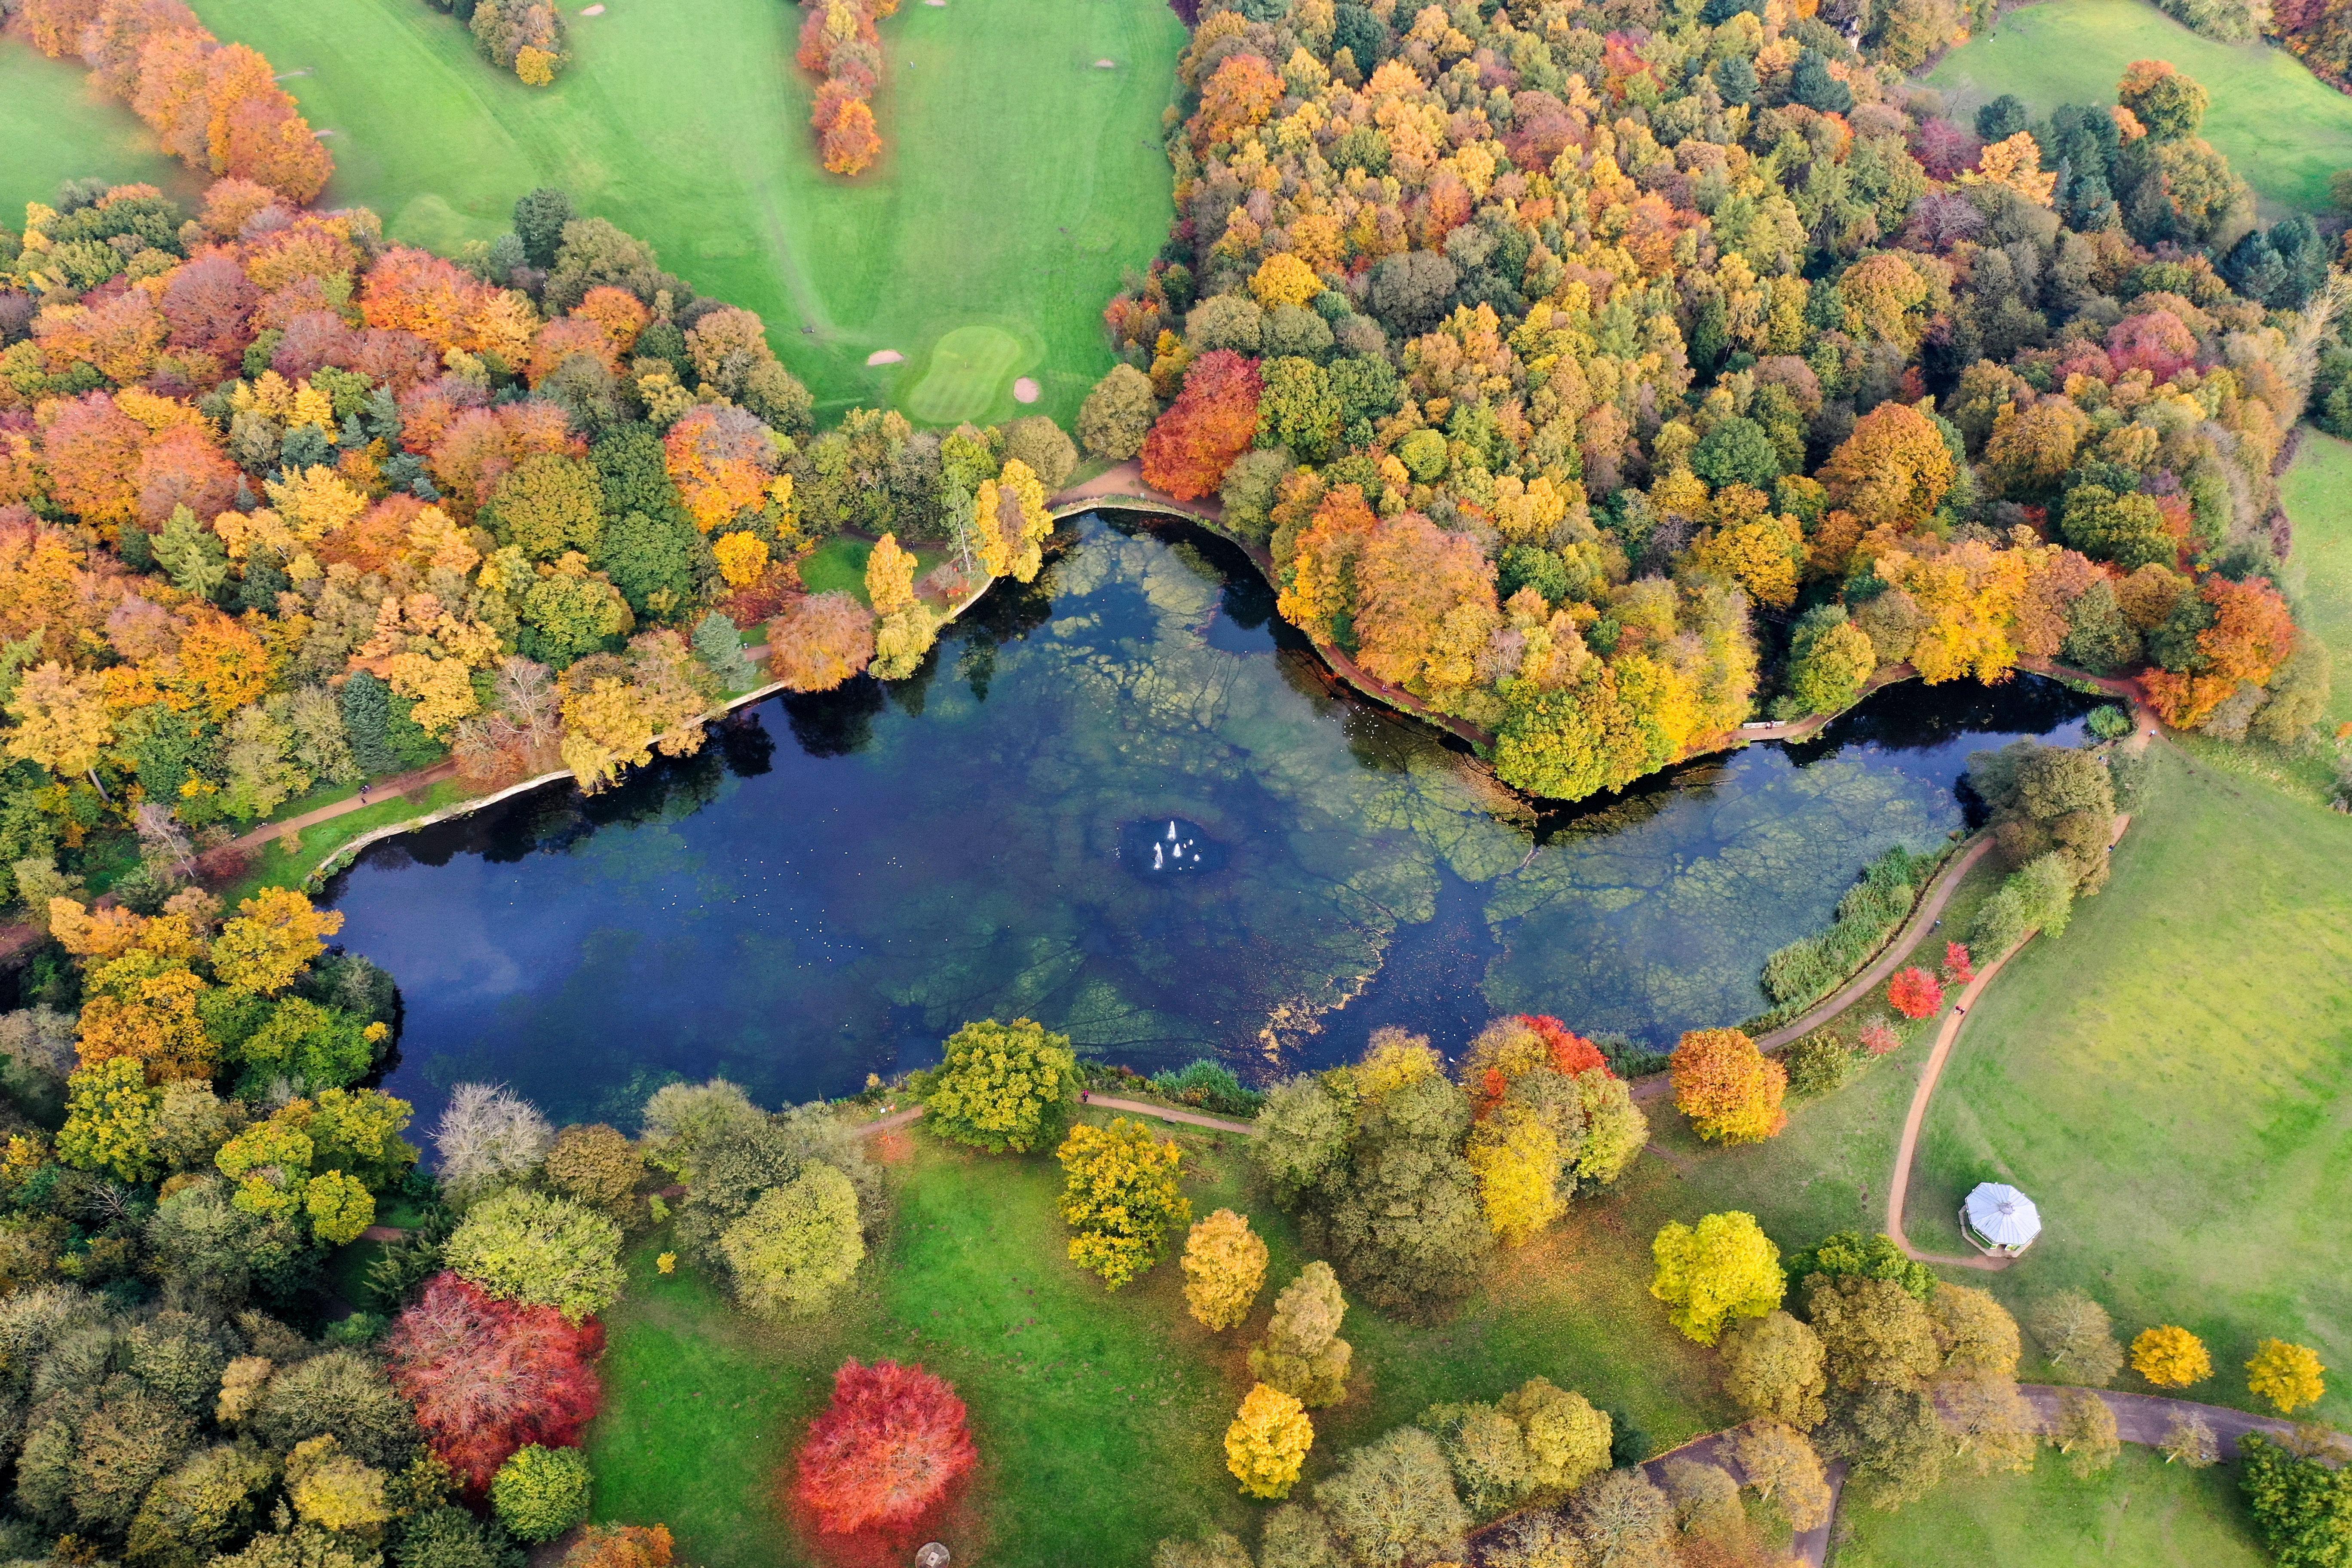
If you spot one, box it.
[1961,1182,2042,1257]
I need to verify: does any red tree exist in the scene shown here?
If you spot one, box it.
[1886,967,1943,1020]
[1857,1017,1902,1057]
[1940,941,1975,984]
[1139,349,1261,501]
[386,1271,604,1493]
[794,1360,976,1535]
[1518,1014,1610,1077]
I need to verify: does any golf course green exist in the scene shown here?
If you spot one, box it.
[174,0,1183,425]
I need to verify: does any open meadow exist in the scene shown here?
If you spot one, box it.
[1925,0,2352,212]
[178,0,1182,424]
[0,43,198,218]
[586,1110,1728,1568]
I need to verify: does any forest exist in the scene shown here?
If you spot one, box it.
[1084,0,2331,798]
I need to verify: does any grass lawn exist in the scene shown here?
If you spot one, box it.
[1924,0,2352,213]
[0,42,202,219]
[797,536,952,605]
[224,778,469,902]
[1833,1446,2266,1568]
[180,0,1182,426]
[2281,428,2352,735]
[585,1109,1727,1568]
[1904,743,2352,1422]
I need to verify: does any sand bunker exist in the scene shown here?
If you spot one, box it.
[580,4,603,13]
[1012,377,1042,404]
[867,349,906,367]
[1094,58,1116,67]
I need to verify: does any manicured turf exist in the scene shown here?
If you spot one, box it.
[1834,1446,2266,1568]
[584,1111,1726,1567]
[226,779,469,903]
[0,43,200,220]
[905,323,1038,424]
[1908,743,2352,1422]
[180,0,1182,424]
[1925,0,2352,213]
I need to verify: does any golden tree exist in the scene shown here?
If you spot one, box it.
[1225,1383,1313,1498]
[1182,1208,1269,1330]
[2245,1338,2326,1415]
[2130,1325,2212,1388]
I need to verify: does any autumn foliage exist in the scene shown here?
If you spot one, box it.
[2131,1325,2213,1388]
[793,1360,976,1534]
[1885,967,1944,1020]
[387,1271,606,1492]
[12,0,332,199]
[1140,350,1262,500]
[798,0,893,176]
[1671,1028,1787,1145]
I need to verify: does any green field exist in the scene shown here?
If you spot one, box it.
[1834,1446,2267,1568]
[1926,0,2352,213]
[170,0,1182,425]
[585,1111,1726,1568]
[0,43,201,220]
[797,535,952,605]
[1905,744,2352,1421]
[2280,429,2352,733]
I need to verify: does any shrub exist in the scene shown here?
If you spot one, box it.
[1182,1208,1268,1330]
[1758,847,1924,1009]
[1250,1262,1353,1406]
[2131,1325,2213,1388]
[1782,1029,1855,1097]
[1670,1029,1787,1145]
[491,1444,593,1542]
[1148,1058,1265,1116]
[923,1018,1081,1154]
[543,1123,644,1216]
[1056,1117,1190,1289]
[387,1271,604,1491]
[563,1523,677,1568]
[716,1162,865,1318]
[793,1360,975,1534]
[1651,1212,1785,1345]
[1940,941,1975,983]
[1885,967,1943,1020]
[2087,703,2133,739]
[1226,1383,1314,1498]
[1856,1015,1902,1057]
[2246,1339,2328,1415]
[444,1188,625,1323]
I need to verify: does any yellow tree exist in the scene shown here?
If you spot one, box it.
[1056,1117,1191,1289]
[2131,1326,2212,1388]
[2245,1339,2325,1414]
[972,459,1054,583]
[1466,1104,1565,1245]
[1817,404,1954,534]
[866,533,917,616]
[212,887,346,995]
[1671,1029,1787,1145]
[559,674,655,792]
[77,959,214,1081]
[1960,133,2058,206]
[1225,1383,1313,1498]
[4,662,114,789]
[1650,1211,1785,1344]
[711,532,770,588]
[1182,1208,1270,1329]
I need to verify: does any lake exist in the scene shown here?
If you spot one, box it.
[328,512,2094,1128]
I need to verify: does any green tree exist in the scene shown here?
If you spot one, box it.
[2058,484,2174,569]
[1078,364,1158,461]
[1257,356,1344,462]
[1783,605,1875,717]
[1784,1230,1935,1301]
[923,1017,1081,1154]
[488,453,605,561]
[717,1161,865,1318]
[1721,1309,1828,1429]
[444,1188,625,1322]
[1250,1261,1354,1406]
[58,1056,165,1181]
[1314,1426,1469,1568]
[1651,1211,1785,1344]
[1690,416,1782,490]
[491,1444,593,1543]
[2241,1433,2352,1568]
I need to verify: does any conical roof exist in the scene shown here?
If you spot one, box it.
[1964,1182,2041,1248]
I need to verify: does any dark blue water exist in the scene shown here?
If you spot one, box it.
[329,514,2092,1128]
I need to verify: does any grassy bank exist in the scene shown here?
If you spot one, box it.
[1924,0,2352,212]
[1833,1446,2266,1568]
[0,42,201,218]
[1909,744,2352,1422]
[182,0,1182,424]
[585,1110,1727,1567]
